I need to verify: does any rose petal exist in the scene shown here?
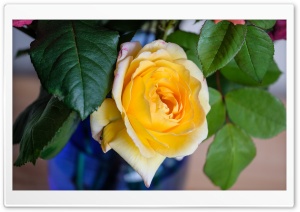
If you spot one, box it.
[112,57,132,113]
[101,119,124,152]
[118,41,142,62]
[108,123,165,188]
[13,20,33,27]
[148,119,208,157]
[113,42,142,113]
[90,98,121,148]
[176,59,210,115]
[123,114,157,158]
[138,40,187,60]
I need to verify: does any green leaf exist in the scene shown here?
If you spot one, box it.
[30,21,119,119]
[197,20,247,77]
[234,26,274,82]
[220,59,281,86]
[204,124,256,190]
[13,88,51,145]
[104,20,147,33]
[206,72,244,95]
[15,48,30,58]
[166,30,198,50]
[249,20,276,29]
[206,88,226,138]
[14,97,80,166]
[186,49,203,70]
[39,110,80,159]
[166,30,202,70]
[225,88,286,138]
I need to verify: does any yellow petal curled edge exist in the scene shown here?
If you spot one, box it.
[148,119,208,157]
[90,98,121,151]
[175,59,210,115]
[113,42,142,113]
[105,119,166,188]
[138,40,187,60]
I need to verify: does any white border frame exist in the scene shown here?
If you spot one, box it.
[4,3,294,207]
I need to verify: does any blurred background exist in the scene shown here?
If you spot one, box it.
[13,20,286,190]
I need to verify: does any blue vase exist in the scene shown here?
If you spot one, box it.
[48,118,189,190]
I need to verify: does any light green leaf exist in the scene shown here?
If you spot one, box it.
[197,20,247,77]
[30,20,119,119]
[234,26,274,82]
[14,97,80,166]
[220,59,281,86]
[225,88,286,138]
[249,20,276,29]
[206,88,226,138]
[204,124,256,190]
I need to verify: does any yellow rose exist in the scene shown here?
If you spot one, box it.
[90,40,210,187]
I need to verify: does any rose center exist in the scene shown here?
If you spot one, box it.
[156,86,181,119]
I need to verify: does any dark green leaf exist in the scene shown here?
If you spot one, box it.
[104,20,147,33]
[197,20,247,77]
[14,97,80,166]
[166,30,198,51]
[234,26,274,82]
[225,88,286,138]
[220,59,281,86]
[206,88,226,138]
[13,88,51,145]
[249,20,276,29]
[40,110,80,159]
[204,124,256,190]
[30,20,119,119]
[15,48,30,58]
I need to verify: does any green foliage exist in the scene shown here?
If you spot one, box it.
[249,20,276,29]
[13,88,51,145]
[14,96,80,166]
[206,72,244,95]
[204,124,256,190]
[234,26,274,82]
[186,49,203,70]
[166,30,198,51]
[206,88,226,138]
[225,88,286,138]
[197,20,247,77]
[30,20,119,119]
[220,59,281,86]
[104,20,147,33]
[14,19,286,190]
[167,30,203,69]
[15,48,30,58]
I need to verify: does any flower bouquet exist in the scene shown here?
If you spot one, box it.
[13,19,286,190]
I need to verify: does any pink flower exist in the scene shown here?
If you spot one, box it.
[13,20,33,27]
[214,20,245,25]
[268,20,286,41]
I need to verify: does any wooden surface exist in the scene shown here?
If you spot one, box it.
[13,74,286,190]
